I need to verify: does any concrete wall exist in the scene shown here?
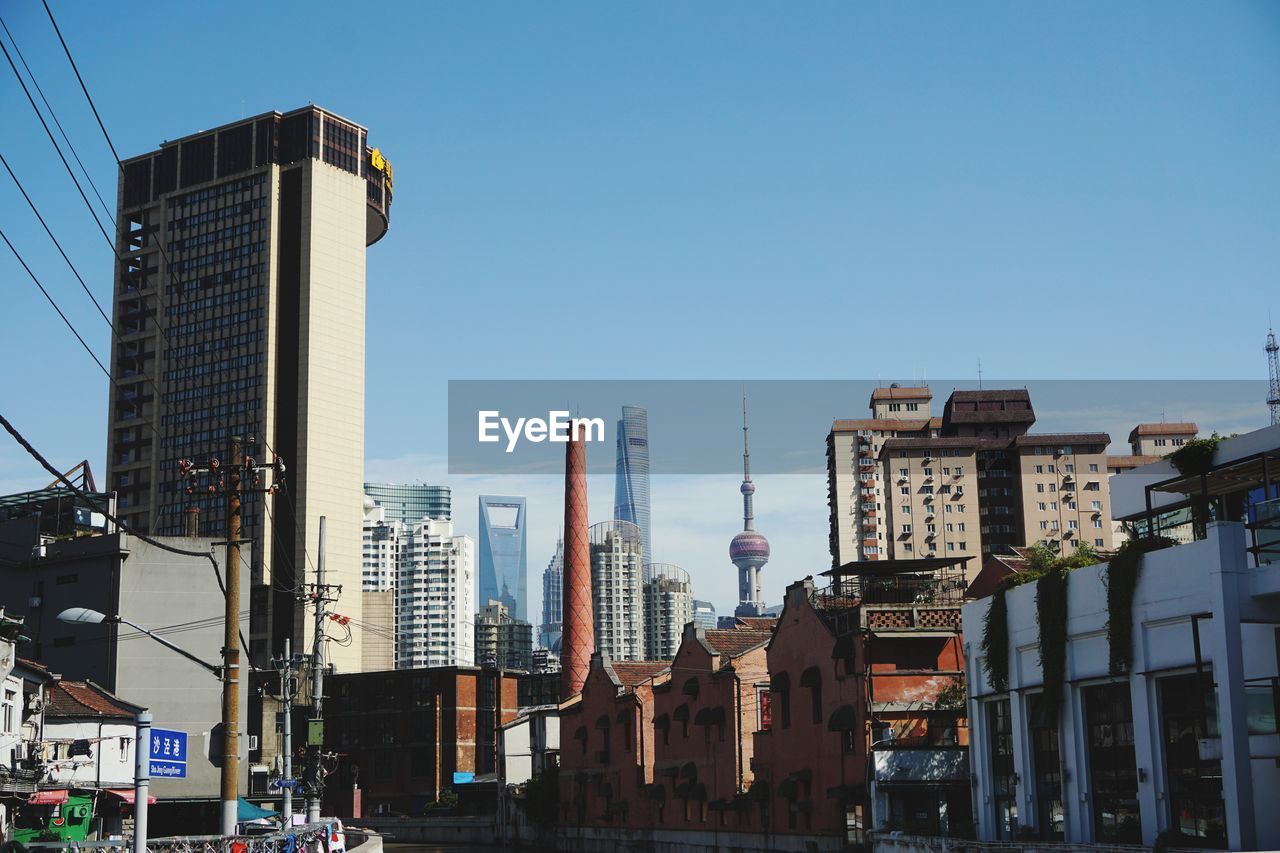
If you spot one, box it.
[5,532,248,799]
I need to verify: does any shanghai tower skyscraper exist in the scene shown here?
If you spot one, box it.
[613,405,651,561]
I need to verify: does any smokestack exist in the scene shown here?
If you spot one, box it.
[560,433,594,699]
[184,506,200,538]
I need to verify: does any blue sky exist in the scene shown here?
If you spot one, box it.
[2,2,1279,618]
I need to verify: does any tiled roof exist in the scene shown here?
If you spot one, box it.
[947,389,1031,403]
[1129,422,1197,440]
[703,629,771,659]
[46,681,142,719]
[1107,454,1163,470]
[734,616,777,632]
[881,436,980,450]
[609,661,670,689]
[870,386,932,401]
[1011,432,1110,446]
[831,418,931,433]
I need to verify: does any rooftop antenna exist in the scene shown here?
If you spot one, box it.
[977,358,984,391]
[741,390,754,531]
[1267,323,1280,426]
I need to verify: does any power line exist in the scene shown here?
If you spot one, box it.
[1,151,112,328]
[1,227,109,379]
[0,13,114,226]
[0,410,256,668]
[0,30,113,250]
[41,0,121,165]
[21,3,333,642]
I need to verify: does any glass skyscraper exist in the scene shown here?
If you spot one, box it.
[478,495,528,622]
[363,483,452,524]
[613,405,652,561]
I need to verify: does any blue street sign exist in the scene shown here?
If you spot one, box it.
[452,771,474,785]
[149,728,188,778]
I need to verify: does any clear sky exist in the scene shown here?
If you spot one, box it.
[2,2,1279,620]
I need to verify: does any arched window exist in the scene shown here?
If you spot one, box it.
[770,672,791,729]
[801,666,822,725]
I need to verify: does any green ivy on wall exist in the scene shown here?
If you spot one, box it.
[980,544,1100,716]
[1104,536,1176,674]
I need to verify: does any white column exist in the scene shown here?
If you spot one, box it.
[1206,523,1257,851]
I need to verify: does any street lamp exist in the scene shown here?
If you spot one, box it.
[56,607,225,853]
[57,608,222,678]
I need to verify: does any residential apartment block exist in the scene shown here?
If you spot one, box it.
[396,518,476,669]
[828,386,1112,573]
[590,520,646,662]
[642,563,694,662]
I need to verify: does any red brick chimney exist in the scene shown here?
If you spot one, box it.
[560,433,594,699]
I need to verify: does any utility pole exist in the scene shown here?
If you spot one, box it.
[272,638,298,825]
[222,434,242,838]
[302,516,340,823]
[180,438,283,836]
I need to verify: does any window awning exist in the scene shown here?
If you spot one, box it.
[28,790,69,805]
[673,703,690,722]
[694,706,725,727]
[799,666,822,689]
[105,789,157,805]
[827,704,858,732]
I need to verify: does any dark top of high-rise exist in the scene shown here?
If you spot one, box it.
[120,105,392,245]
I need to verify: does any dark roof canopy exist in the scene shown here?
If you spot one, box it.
[822,556,973,578]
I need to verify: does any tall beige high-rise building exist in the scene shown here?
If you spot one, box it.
[106,106,393,672]
[828,386,1113,573]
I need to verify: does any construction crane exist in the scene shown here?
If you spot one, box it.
[47,459,97,492]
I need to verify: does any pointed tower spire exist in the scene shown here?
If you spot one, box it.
[741,393,754,531]
[730,391,769,617]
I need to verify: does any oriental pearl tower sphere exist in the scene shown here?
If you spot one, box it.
[731,395,770,617]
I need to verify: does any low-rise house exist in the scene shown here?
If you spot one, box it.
[41,681,141,790]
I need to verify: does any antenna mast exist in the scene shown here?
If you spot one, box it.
[1267,327,1280,426]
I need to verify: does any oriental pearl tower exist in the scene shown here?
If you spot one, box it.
[731,395,769,617]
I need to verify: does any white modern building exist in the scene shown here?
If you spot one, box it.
[589,520,645,662]
[397,518,476,669]
[361,498,403,593]
[642,562,693,662]
[963,426,1280,851]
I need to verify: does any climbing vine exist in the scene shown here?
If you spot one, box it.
[980,544,1099,714]
[1168,435,1222,478]
[1035,565,1069,718]
[1104,536,1175,674]
[980,584,1012,692]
